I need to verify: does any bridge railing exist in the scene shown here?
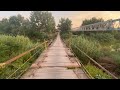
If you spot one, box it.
[0,40,51,79]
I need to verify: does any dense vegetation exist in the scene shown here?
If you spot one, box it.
[0,11,56,42]
[0,11,57,79]
[70,35,102,64]
[0,35,34,63]
[81,17,104,26]
[60,17,120,79]
[0,12,119,79]
[70,31,120,78]
[57,18,72,40]
[85,64,112,79]
[0,35,45,79]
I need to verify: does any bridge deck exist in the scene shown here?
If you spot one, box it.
[21,34,88,79]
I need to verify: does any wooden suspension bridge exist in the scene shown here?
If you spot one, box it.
[0,32,118,79]
[21,33,88,79]
[1,16,120,79]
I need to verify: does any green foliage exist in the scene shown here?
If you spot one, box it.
[61,32,72,40]
[90,33,116,44]
[30,11,55,33]
[29,11,56,41]
[109,52,120,64]
[0,11,56,42]
[85,64,112,79]
[58,18,72,34]
[0,11,57,78]
[0,35,44,79]
[70,31,120,77]
[0,15,29,36]
[112,31,120,41]
[81,17,104,26]
[0,35,34,63]
[112,43,120,51]
[70,36,102,64]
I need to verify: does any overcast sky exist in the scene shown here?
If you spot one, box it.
[0,11,120,28]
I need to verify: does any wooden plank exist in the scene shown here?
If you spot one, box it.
[21,33,87,79]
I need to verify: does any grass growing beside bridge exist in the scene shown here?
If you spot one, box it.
[68,36,112,79]
[0,35,45,79]
[61,31,120,79]
[85,64,112,79]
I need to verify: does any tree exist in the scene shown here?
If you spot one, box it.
[19,19,31,36]
[29,11,56,41]
[0,11,56,41]
[57,18,72,33]
[0,18,10,34]
[30,11,55,33]
[81,17,104,26]
[8,14,25,35]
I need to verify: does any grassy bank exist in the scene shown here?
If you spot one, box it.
[62,31,120,79]
[0,35,45,79]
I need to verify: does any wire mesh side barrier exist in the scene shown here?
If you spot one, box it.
[64,38,118,79]
[0,41,49,79]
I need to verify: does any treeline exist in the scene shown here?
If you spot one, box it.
[0,11,56,42]
[57,18,72,39]
[81,17,104,26]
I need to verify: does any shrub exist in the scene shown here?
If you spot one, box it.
[0,35,44,79]
[114,33,120,40]
[61,32,71,40]
[85,64,112,79]
[111,30,120,40]
[92,33,115,44]
[70,36,102,64]
[0,35,34,62]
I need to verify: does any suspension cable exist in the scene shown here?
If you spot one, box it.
[0,41,47,68]
[72,44,118,79]
[7,48,42,79]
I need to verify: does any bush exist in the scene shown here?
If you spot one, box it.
[61,32,71,40]
[109,52,120,75]
[70,36,102,64]
[91,33,115,44]
[112,43,120,51]
[0,35,34,62]
[0,35,44,79]
[113,32,120,43]
[27,31,49,42]
[114,33,120,40]
[85,64,112,79]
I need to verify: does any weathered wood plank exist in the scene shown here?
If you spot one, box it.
[21,33,88,79]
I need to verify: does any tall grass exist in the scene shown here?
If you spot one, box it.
[70,36,102,64]
[89,33,116,45]
[0,35,44,79]
[67,31,120,78]
[64,35,113,79]
[85,64,112,79]
[0,35,34,62]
